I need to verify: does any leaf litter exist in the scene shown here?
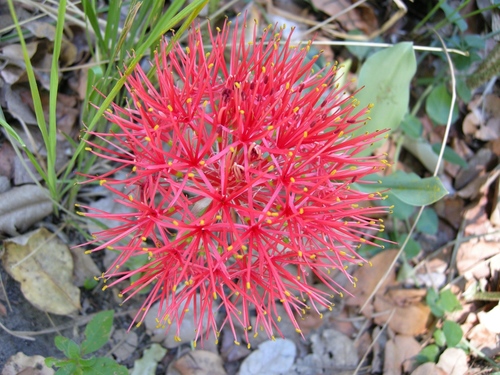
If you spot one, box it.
[1,1,500,374]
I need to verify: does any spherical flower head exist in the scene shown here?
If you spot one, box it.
[80,19,390,346]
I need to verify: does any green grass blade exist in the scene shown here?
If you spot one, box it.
[64,0,208,183]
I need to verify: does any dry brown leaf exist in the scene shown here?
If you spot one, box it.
[384,335,421,375]
[477,303,500,334]
[345,249,399,307]
[467,323,500,357]
[2,228,81,315]
[463,95,500,141]
[373,289,431,335]
[167,350,226,375]
[2,352,54,375]
[70,247,101,287]
[436,348,468,375]
[0,185,52,236]
[144,295,215,348]
[456,240,499,279]
[411,362,447,375]
[308,0,378,34]
[111,329,139,362]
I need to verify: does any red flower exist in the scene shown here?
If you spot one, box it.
[78,19,389,346]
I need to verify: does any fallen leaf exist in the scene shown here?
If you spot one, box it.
[130,343,166,375]
[384,335,421,375]
[70,247,101,287]
[345,249,399,307]
[436,348,468,375]
[2,228,81,315]
[0,176,10,193]
[463,94,500,141]
[239,339,296,375]
[308,0,378,34]
[411,362,447,375]
[111,328,139,363]
[143,295,214,348]
[2,352,54,375]
[456,240,499,279]
[477,303,500,334]
[0,185,52,236]
[467,323,500,357]
[373,289,431,335]
[168,350,226,375]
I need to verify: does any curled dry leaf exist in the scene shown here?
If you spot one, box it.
[463,95,500,141]
[167,350,226,375]
[2,352,54,375]
[373,289,431,336]
[2,228,81,315]
[0,185,52,236]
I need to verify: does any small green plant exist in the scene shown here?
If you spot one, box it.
[416,288,465,364]
[45,310,127,375]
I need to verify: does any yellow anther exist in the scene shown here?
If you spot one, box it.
[167,105,173,111]
[85,147,92,152]
[267,125,274,131]
[227,245,233,251]
[187,172,195,178]
[173,220,179,226]
[234,82,241,89]
[303,131,308,138]
[290,177,296,183]
[299,208,304,214]
[99,179,106,186]
[85,250,91,254]
[246,282,251,290]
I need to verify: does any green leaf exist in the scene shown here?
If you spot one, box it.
[82,357,128,375]
[400,113,423,139]
[54,363,79,375]
[443,320,463,347]
[431,143,468,168]
[433,329,447,347]
[416,207,439,235]
[83,277,99,290]
[398,234,420,258]
[377,171,449,206]
[440,2,468,31]
[425,84,459,125]
[55,336,81,359]
[81,310,114,356]
[417,344,440,364]
[384,193,415,220]
[352,42,416,154]
[426,288,445,317]
[439,289,462,313]
[456,78,472,102]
